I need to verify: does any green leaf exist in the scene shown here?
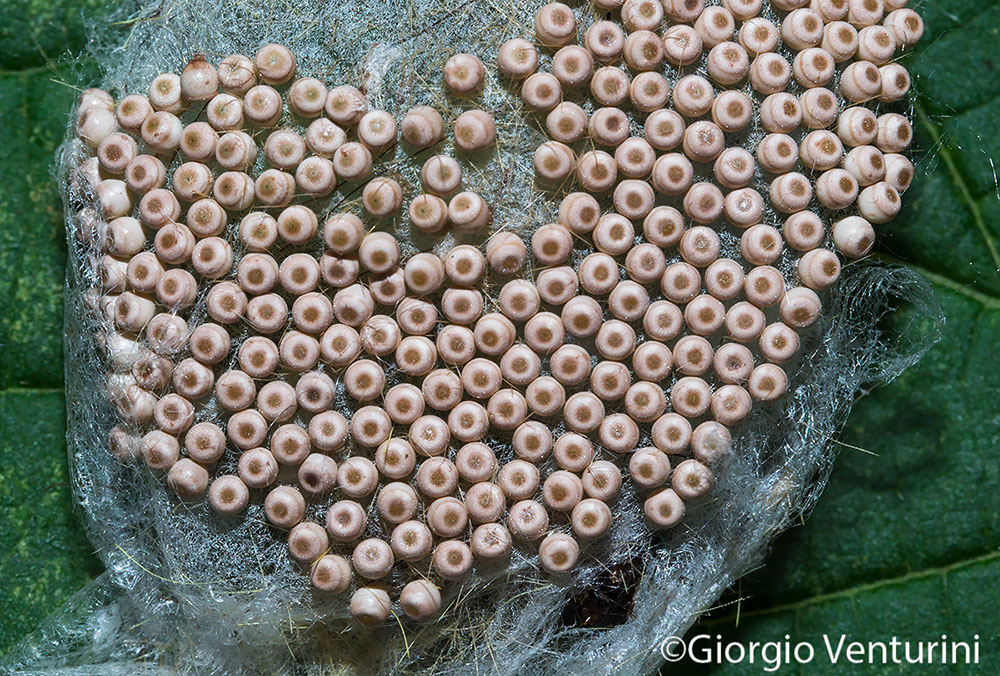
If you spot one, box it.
[0,66,75,390]
[0,0,116,71]
[1,0,999,668]
[0,391,102,651]
[0,8,109,650]
[680,554,999,674]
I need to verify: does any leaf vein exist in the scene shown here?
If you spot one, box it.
[0,387,64,396]
[878,255,1000,309]
[916,101,1000,275]
[697,549,1000,628]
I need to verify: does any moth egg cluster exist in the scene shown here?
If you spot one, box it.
[75,0,923,628]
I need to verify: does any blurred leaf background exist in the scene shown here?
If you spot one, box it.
[0,0,997,672]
